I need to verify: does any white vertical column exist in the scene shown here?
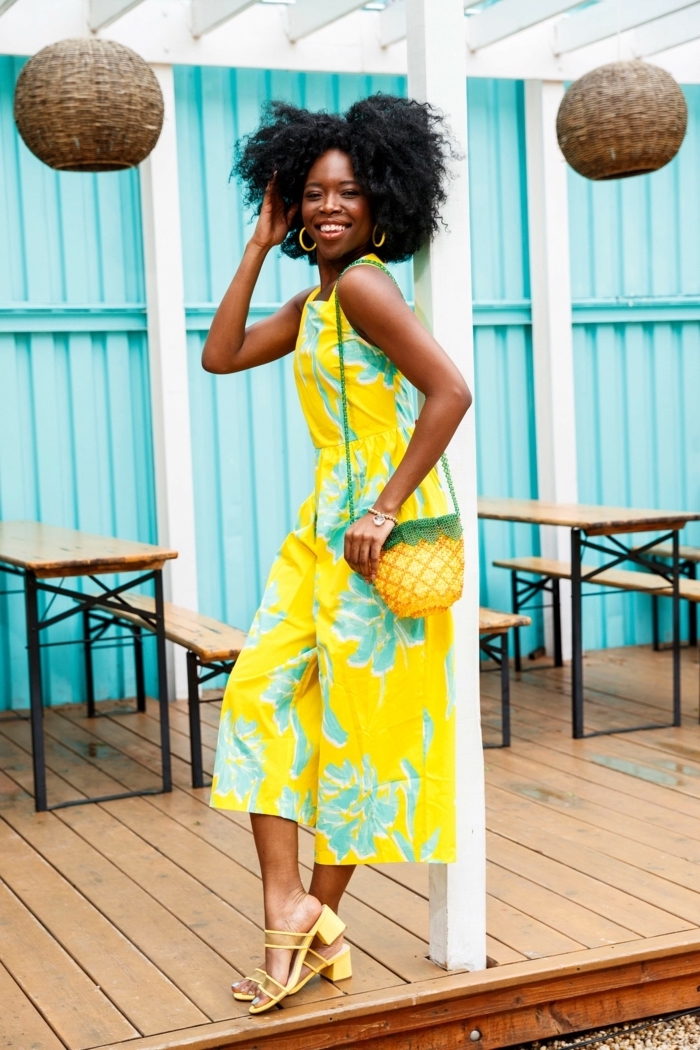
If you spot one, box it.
[525,80,578,660]
[407,0,486,972]
[140,64,199,700]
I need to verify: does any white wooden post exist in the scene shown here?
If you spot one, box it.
[140,64,199,700]
[406,0,486,972]
[525,80,578,660]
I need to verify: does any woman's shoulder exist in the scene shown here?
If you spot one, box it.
[336,259,402,313]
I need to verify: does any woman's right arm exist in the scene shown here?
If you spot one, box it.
[202,180,312,375]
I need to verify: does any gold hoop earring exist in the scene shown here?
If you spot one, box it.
[372,225,386,248]
[299,227,316,252]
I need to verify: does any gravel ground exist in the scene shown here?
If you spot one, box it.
[513,1011,700,1050]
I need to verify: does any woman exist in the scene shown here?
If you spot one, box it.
[203,95,471,1014]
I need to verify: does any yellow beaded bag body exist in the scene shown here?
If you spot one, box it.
[336,259,464,619]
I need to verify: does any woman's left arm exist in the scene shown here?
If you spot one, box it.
[337,265,472,583]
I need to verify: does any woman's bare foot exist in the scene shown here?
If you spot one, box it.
[250,891,323,1009]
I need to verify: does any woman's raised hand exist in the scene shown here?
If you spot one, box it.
[251,175,298,250]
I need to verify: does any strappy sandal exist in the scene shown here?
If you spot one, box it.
[289,943,352,995]
[248,904,346,1015]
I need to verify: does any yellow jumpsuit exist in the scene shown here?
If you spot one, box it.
[211,255,456,865]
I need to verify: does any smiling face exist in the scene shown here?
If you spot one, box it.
[300,149,374,263]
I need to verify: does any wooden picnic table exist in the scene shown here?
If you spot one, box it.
[0,521,177,811]
[478,497,700,738]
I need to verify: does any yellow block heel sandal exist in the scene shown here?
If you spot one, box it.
[290,944,352,995]
[249,905,346,1015]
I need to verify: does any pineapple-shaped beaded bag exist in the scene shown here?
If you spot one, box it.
[336,259,464,619]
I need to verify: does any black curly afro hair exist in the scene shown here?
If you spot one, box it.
[233,94,454,265]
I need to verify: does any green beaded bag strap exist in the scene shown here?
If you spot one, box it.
[334,256,462,550]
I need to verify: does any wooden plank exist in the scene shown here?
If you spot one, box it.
[0,730,246,1022]
[647,542,700,562]
[492,556,672,593]
[0,520,176,577]
[488,745,700,860]
[0,878,137,1049]
[487,861,636,949]
[0,957,66,1050]
[93,935,700,1050]
[486,830,682,939]
[94,594,247,662]
[485,895,584,959]
[486,783,700,924]
[479,607,531,633]
[478,496,699,533]
[495,735,700,835]
[484,937,526,966]
[0,804,208,1035]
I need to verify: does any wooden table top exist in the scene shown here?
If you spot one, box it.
[0,521,177,579]
[478,497,700,536]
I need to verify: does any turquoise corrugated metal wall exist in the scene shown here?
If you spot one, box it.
[0,56,157,709]
[569,84,700,649]
[176,69,542,654]
[8,55,697,706]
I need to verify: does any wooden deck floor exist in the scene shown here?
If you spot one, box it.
[2,644,700,1050]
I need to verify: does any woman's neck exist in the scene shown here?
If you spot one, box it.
[316,243,373,293]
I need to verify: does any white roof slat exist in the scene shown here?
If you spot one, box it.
[286,0,369,42]
[635,0,700,53]
[555,0,699,54]
[89,0,147,31]
[467,0,584,51]
[191,0,258,37]
[380,0,405,47]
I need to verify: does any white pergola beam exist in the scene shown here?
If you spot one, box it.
[555,0,698,54]
[635,1,700,54]
[407,0,486,973]
[0,0,20,16]
[140,64,200,702]
[524,80,577,662]
[380,0,406,47]
[191,0,257,38]
[467,0,583,50]
[89,0,146,31]
[287,0,368,42]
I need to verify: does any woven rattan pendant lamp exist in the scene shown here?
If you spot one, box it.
[13,38,164,172]
[556,60,687,181]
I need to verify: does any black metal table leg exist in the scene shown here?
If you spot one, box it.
[187,651,205,788]
[153,571,172,793]
[690,564,697,648]
[500,632,511,748]
[673,531,681,727]
[511,570,522,673]
[552,578,563,668]
[652,595,660,652]
[133,625,146,713]
[571,528,584,739]
[83,609,96,718]
[24,571,47,812]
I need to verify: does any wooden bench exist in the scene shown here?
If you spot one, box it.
[646,543,700,648]
[88,596,246,788]
[479,607,531,748]
[493,555,700,671]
